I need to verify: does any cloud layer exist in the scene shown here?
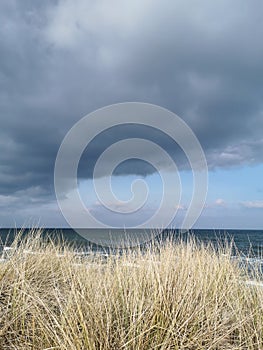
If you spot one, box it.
[0,0,263,205]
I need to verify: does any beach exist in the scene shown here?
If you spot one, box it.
[0,231,262,349]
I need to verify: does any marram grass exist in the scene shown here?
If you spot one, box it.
[0,231,262,349]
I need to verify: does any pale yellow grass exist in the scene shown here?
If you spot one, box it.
[0,231,262,349]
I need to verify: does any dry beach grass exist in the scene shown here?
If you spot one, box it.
[0,231,262,349]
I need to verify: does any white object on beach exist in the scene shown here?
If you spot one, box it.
[245,280,263,287]
[3,246,13,251]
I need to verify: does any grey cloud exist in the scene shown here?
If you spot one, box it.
[0,0,263,200]
[207,139,263,169]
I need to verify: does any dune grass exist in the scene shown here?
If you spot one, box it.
[0,231,262,349]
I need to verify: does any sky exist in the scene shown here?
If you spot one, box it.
[0,0,262,229]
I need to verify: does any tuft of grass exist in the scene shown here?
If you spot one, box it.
[0,231,262,349]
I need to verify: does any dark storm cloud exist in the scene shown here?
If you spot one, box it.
[0,0,263,201]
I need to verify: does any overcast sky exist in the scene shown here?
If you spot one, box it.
[0,0,263,229]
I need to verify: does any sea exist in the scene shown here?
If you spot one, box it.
[0,228,262,256]
[1,228,262,279]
